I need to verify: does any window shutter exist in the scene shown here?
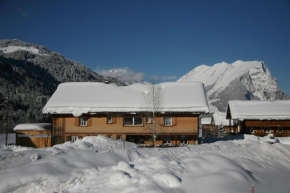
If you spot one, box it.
[75,117,80,126]
[173,117,177,126]
[160,117,164,126]
[88,117,92,126]
[112,116,117,124]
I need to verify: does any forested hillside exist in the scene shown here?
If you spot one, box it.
[0,39,122,132]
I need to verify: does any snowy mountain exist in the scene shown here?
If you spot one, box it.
[96,67,145,85]
[0,39,123,131]
[178,60,289,111]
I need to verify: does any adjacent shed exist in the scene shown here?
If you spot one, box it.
[14,123,52,148]
[226,100,290,137]
[212,112,237,135]
[200,117,216,137]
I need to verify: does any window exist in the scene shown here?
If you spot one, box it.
[80,117,88,126]
[124,117,143,126]
[107,117,112,124]
[164,117,172,126]
[146,116,152,124]
[117,135,122,141]
[107,135,112,138]
[163,135,171,144]
[71,136,79,142]
[264,128,271,133]
[180,135,188,144]
[139,136,145,144]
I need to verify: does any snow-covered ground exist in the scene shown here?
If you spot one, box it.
[1,135,290,193]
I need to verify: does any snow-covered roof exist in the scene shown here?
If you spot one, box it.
[200,117,212,125]
[13,123,51,131]
[212,112,234,126]
[227,100,290,120]
[42,82,209,116]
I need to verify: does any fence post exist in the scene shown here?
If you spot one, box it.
[251,185,254,193]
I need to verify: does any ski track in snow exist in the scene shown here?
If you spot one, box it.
[1,135,290,193]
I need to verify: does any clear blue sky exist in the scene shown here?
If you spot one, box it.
[1,0,290,93]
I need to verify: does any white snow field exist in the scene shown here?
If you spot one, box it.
[1,135,290,193]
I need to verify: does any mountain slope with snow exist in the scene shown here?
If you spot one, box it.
[178,60,288,111]
[0,39,123,131]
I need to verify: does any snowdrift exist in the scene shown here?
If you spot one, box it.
[0,135,290,193]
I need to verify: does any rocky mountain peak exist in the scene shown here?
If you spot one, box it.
[178,60,288,112]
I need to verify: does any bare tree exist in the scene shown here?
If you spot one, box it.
[142,82,164,148]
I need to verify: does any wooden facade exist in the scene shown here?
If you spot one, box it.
[226,107,290,136]
[238,120,290,137]
[226,100,290,137]
[15,130,51,148]
[51,113,200,146]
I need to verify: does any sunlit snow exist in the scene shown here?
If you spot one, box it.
[1,135,290,193]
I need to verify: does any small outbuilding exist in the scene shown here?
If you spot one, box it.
[212,112,237,135]
[14,123,51,148]
[201,117,216,137]
[226,100,290,137]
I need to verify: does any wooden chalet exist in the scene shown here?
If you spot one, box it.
[226,100,290,137]
[42,82,209,146]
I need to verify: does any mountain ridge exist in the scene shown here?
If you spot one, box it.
[178,60,289,112]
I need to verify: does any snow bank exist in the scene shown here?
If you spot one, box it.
[42,82,209,116]
[0,136,139,192]
[181,154,255,190]
[13,123,51,131]
[277,137,290,145]
[227,100,290,120]
[1,135,290,193]
[52,135,138,152]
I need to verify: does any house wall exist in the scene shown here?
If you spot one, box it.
[15,130,51,148]
[51,114,199,145]
[241,120,290,137]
